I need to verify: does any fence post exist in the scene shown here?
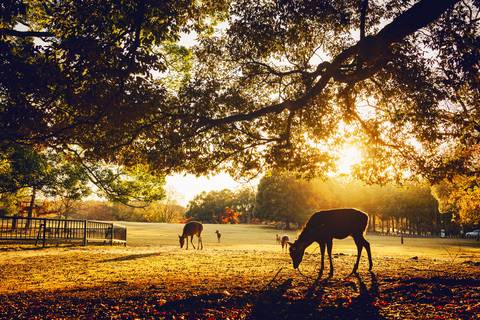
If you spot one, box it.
[110,223,114,246]
[83,220,87,246]
[43,218,47,247]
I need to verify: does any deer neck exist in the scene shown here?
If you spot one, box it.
[297,223,325,247]
[296,233,314,249]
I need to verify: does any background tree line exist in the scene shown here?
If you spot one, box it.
[186,172,470,237]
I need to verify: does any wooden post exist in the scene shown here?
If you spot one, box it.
[83,220,87,246]
[43,218,47,247]
[109,223,113,246]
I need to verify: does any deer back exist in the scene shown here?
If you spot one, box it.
[298,209,368,243]
[182,221,203,238]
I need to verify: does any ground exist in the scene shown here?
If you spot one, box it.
[1,223,479,319]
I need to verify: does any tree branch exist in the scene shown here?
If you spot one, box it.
[203,0,460,127]
[0,28,54,38]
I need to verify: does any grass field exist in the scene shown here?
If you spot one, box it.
[117,221,480,260]
[1,222,480,319]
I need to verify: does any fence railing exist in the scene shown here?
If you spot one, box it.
[0,217,127,247]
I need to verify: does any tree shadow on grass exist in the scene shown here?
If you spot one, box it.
[99,252,160,263]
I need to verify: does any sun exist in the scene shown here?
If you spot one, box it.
[336,146,362,175]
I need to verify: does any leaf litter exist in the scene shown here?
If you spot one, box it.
[0,244,479,319]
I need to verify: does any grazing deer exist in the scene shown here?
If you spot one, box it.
[215,230,221,243]
[281,235,290,252]
[179,221,203,250]
[288,209,373,279]
[276,234,281,245]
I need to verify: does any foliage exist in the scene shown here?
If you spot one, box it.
[0,192,24,216]
[254,171,318,228]
[71,201,117,221]
[0,142,55,195]
[231,185,256,223]
[0,0,228,168]
[0,141,168,216]
[185,189,239,223]
[41,153,92,219]
[87,162,167,205]
[71,200,185,222]
[432,174,480,227]
[1,0,479,188]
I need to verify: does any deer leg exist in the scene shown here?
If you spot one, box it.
[352,236,365,274]
[199,236,203,250]
[326,238,334,277]
[363,237,373,270]
[318,242,326,279]
[190,235,196,249]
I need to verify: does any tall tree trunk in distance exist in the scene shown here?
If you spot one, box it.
[26,187,36,229]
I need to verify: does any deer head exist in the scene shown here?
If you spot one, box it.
[288,241,307,269]
[178,235,185,248]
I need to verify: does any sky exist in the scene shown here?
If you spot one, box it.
[164,147,360,207]
[165,173,258,207]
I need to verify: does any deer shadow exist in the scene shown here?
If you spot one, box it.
[248,271,383,320]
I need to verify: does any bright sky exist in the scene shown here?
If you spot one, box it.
[165,173,257,207]
[165,147,361,207]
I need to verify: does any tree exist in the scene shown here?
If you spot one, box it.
[432,174,480,228]
[153,187,185,223]
[232,186,256,223]
[254,171,317,228]
[86,162,167,205]
[137,0,478,183]
[3,1,479,205]
[42,154,92,219]
[185,189,237,223]
[1,0,227,162]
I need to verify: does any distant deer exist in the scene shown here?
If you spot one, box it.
[179,221,203,250]
[215,230,221,243]
[281,235,290,252]
[276,234,281,245]
[288,209,373,279]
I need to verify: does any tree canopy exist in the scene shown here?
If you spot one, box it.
[1,0,479,185]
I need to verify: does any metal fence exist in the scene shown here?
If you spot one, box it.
[0,217,126,247]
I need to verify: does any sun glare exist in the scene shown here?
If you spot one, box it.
[336,146,362,175]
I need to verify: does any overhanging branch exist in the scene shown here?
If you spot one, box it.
[1,28,54,38]
[203,0,460,128]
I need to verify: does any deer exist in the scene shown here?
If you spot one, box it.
[179,221,203,250]
[281,235,290,252]
[215,230,221,243]
[288,208,373,279]
[276,234,281,245]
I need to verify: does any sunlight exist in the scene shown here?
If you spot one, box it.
[336,146,362,175]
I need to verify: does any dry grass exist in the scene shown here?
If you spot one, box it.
[1,222,480,319]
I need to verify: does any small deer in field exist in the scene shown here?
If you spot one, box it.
[215,230,221,243]
[288,209,373,279]
[179,221,203,250]
[281,235,290,252]
[276,234,281,245]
